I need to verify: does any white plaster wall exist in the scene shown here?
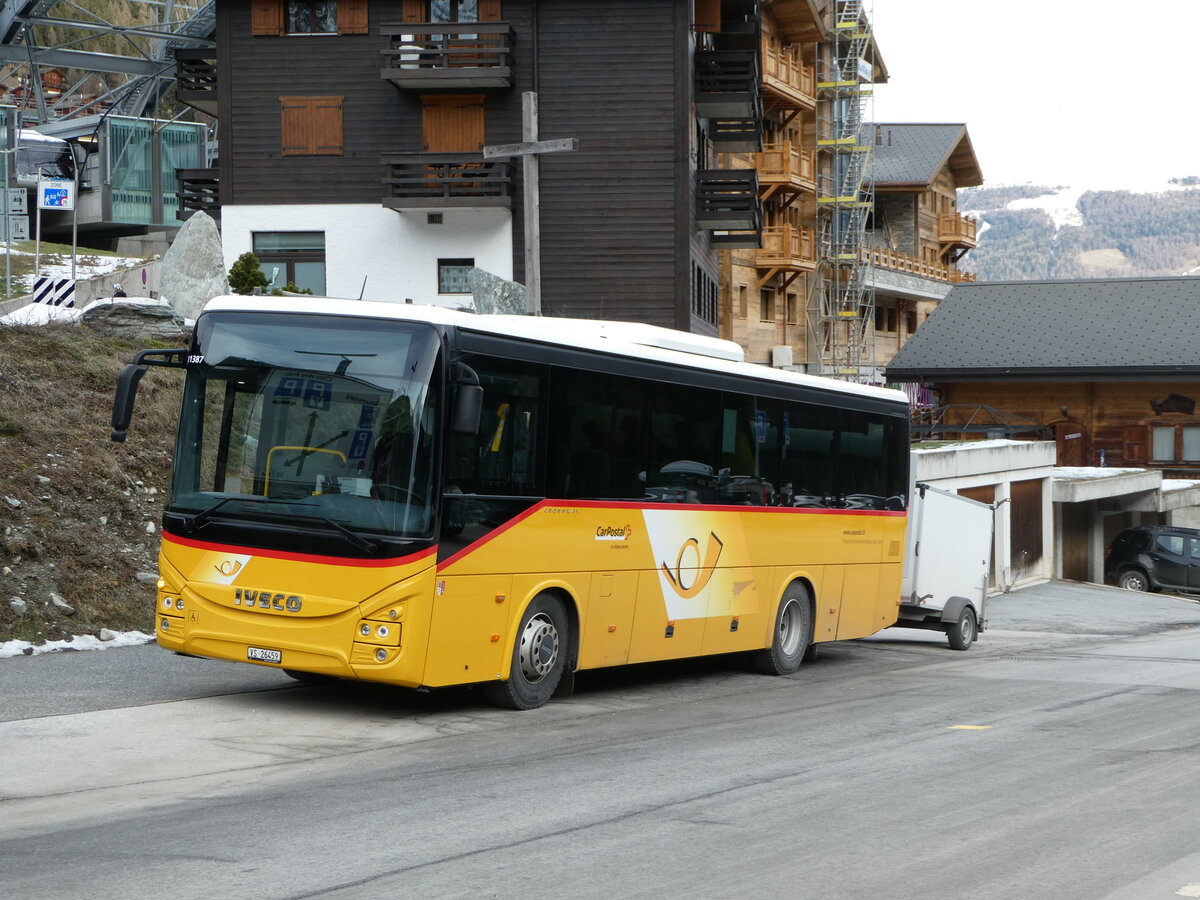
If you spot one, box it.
[220,204,513,306]
[913,441,1057,590]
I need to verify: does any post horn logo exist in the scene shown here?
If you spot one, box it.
[214,559,243,577]
[661,532,724,599]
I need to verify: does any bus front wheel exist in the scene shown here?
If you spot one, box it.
[483,593,569,710]
[751,583,811,675]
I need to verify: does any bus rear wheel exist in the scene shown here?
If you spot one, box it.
[751,583,811,675]
[483,593,569,710]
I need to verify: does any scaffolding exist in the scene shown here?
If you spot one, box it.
[808,0,875,381]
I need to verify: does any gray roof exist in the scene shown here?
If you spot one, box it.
[886,276,1200,381]
[866,123,982,187]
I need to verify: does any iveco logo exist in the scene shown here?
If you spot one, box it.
[234,588,303,612]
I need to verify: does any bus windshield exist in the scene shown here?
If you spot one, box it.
[169,312,442,548]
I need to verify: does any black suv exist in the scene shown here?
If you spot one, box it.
[1105,525,1200,593]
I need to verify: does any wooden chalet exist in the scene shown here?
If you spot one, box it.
[886,276,1200,478]
[178,0,779,333]
[863,123,981,370]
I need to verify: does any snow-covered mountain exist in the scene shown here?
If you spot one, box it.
[958,180,1200,282]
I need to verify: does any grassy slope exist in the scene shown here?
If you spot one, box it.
[0,322,186,643]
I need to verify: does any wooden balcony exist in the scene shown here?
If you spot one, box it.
[756,142,816,198]
[695,50,761,119]
[380,23,513,89]
[381,154,512,209]
[865,245,977,283]
[937,212,979,248]
[710,117,763,152]
[761,38,816,109]
[175,48,216,117]
[696,169,761,232]
[176,168,219,221]
[755,224,817,284]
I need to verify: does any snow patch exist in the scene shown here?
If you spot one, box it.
[1,295,175,326]
[0,630,155,658]
[1007,185,1084,230]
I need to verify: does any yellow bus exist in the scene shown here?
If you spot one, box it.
[112,297,910,709]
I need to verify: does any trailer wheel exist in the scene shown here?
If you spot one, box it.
[483,593,568,710]
[946,606,977,651]
[751,583,811,675]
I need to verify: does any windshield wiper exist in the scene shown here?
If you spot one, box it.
[304,513,381,555]
[180,497,274,532]
[179,497,380,554]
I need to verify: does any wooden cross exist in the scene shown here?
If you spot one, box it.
[483,92,578,314]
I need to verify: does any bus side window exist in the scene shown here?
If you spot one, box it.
[445,356,545,497]
[550,369,647,501]
[781,402,836,508]
[647,382,719,503]
[837,410,887,509]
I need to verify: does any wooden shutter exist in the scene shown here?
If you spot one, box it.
[339,0,369,34]
[479,0,502,21]
[252,0,284,36]
[281,96,345,156]
[402,0,425,22]
[421,95,485,152]
[694,0,721,32]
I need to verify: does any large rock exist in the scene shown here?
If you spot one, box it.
[81,301,189,339]
[158,211,229,320]
[469,267,527,314]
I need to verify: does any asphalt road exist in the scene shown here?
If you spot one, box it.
[4,580,1200,899]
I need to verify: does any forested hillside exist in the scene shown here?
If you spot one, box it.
[959,184,1200,282]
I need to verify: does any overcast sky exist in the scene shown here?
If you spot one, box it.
[870,0,1200,191]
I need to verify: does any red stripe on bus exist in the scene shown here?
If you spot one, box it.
[437,500,551,570]
[436,500,904,571]
[163,532,437,568]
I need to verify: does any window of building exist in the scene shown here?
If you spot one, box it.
[254,0,367,36]
[253,231,326,295]
[286,0,337,32]
[431,0,478,21]
[280,96,344,155]
[422,95,484,152]
[692,264,717,326]
[439,258,474,293]
[1152,424,1200,462]
[905,308,918,334]
[786,291,798,325]
[737,284,747,319]
[875,305,897,333]
[760,288,775,323]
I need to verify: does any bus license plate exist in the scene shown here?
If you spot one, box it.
[247,646,282,664]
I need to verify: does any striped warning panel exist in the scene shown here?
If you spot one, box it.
[32,277,75,307]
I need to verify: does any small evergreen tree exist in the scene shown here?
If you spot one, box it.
[228,251,269,295]
[271,282,314,296]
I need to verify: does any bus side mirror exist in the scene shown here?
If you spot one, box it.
[452,384,483,436]
[111,364,149,442]
[451,363,483,435]
[110,348,188,442]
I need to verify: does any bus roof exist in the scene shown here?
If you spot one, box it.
[200,296,908,407]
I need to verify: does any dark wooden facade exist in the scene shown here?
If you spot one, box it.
[211,0,722,333]
[935,381,1200,477]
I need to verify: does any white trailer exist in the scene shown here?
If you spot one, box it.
[896,483,994,650]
